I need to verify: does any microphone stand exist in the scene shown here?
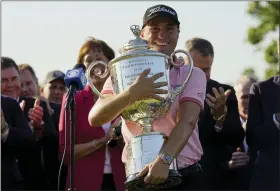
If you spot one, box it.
[65,88,76,191]
[69,98,76,191]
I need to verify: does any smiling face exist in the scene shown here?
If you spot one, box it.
[1,67,21,99]
[141,16,179,56]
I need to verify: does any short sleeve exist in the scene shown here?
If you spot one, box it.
[101,76,114,95]
[179,67,207,111]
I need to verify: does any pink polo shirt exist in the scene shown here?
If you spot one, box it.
[101,65,206,169]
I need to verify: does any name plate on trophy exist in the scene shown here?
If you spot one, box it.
[131,134,164,173]
[114,56,168,96]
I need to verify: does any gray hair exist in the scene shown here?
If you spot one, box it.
[234,75,257,93]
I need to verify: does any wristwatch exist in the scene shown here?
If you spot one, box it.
[214,114,226,122]
[158,153,174,165]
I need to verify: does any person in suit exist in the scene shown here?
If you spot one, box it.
[18,63,59,190]
[246,75,280,190]
[19,96,58,190]
[1,96,35,190]
[221,76,258,190]
[184,38,245,190]
[1,57,54,190]
[59,37,126,191]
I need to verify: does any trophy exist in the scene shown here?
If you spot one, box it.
[87,25,194,190]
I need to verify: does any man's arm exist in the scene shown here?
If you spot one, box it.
[2,97,34,146]
[216,87,245,146]
[89,69,167,127]
[160,101,201,157]
[88,90,132,126]
[160,67,206,158]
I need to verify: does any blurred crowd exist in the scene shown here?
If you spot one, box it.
[1,4,279,191]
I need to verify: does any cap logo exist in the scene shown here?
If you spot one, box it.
[148,6,176,17]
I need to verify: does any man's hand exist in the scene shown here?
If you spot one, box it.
[19,100,26,111]
[1,110,8,133]
[129,68,168,102]
[137,156,169,185]
[206,87,231,120]
[106,117,122,141]
[228,147,250,169]
[28,98,44,130]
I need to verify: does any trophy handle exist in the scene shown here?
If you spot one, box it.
[169,49,194,98]
[86,61,110,97]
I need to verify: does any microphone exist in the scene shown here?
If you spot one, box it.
[64,64,87,109]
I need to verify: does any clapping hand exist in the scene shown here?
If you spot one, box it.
[228,148,250,169]
[206,87,231,120]
[28,98,44,130]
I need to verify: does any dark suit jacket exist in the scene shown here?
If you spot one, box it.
[246,75,280,190]
[222,144,254,190]
[49,102,68,190]
[198,79,245,189]
[18,96,58,190]
[1,96,34,190]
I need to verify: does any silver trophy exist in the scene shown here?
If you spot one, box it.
[87,25,194,190]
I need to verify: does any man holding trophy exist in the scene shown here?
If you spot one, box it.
[89,4,207,190]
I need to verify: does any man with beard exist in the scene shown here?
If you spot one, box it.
[184,38,245,190]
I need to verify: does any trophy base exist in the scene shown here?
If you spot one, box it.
[125,170,182,190]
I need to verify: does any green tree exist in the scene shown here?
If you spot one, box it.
[242,67,258,80]
[246,1,280,79]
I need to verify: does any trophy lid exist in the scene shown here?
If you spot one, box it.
[119,25,149,54]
